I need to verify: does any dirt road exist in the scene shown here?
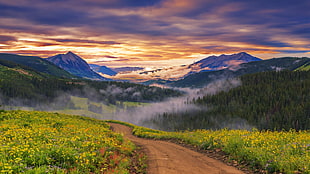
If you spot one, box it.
[109,123,245,174]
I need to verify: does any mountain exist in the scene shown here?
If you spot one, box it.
[105,52,261,82]
[170,57,310,88]
[89,64,117,76]
[191,52,262,71]
[0,53,76,78]
[47,51,108,80]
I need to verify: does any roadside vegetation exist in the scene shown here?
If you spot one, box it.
[108,120,310,174]
[0,110,146,173]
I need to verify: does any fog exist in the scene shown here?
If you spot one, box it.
[110,78,255,131]
[0,78,255,131]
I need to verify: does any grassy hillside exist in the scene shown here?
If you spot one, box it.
[295,62,310,71]
[171,57,310,88]
[0,53,76,78]
[108,120,310,174]
[50,96,148,120]
[0,110,146,173]
[1,110,308,174]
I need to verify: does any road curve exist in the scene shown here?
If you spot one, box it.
[109,123,245,174]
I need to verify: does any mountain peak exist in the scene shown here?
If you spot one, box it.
[46,52,108,80]
[193,52,261,70]
[65,51,75,55]
[237,52,250,56]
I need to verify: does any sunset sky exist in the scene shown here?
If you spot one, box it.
[0,0,309,68]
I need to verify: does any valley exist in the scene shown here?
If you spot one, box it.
[0,51,309,174]
[1,1,310,173]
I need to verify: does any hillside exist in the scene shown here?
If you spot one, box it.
[0,64,181,109]
[0,53,76,78]
[170,57,310,88]
[147,70,310,131]
[0,59,49,79]
[0,110,145,173]
[295,61,310,71]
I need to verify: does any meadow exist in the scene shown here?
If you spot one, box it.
[0,110,146,174]
[1,109,309,174]
[108,120,310,174]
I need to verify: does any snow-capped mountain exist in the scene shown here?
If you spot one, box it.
[46,51,108,80]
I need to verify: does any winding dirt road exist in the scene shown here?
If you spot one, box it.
[109,123,245,174]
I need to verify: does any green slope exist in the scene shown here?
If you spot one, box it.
[295,61,310,71]
[0,64,75,106]
[0,53,76,78]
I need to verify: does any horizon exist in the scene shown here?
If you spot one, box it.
[0,0,309,68]
[1,51,268,69]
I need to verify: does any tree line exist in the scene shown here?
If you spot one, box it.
[147,70,310,131]
[0,64,182,108]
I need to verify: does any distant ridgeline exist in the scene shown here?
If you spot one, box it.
[0,58,181,109]
[170,57,310,88]
[146,70,310,131]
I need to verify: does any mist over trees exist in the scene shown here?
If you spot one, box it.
[1,55,309,132]
[0,64,182,109]
[146,70,310,131]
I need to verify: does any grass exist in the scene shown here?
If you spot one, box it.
[2,110,308,174]
[70,96,117,113]
[107,120,310,174]
[0,110,146,174]
[295,63,310,71]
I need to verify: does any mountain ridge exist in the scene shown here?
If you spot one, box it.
[191,52,262,71]
[117,52,262,82]
[89,64,117,76]
[170,57,310,88]
[47,52,109,80]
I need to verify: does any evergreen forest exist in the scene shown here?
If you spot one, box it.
[147,70,310,131]
[0,62,181,109]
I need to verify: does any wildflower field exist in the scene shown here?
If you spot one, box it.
[132,126,310,174]
[0,110,145,174]
[106,120,310,174]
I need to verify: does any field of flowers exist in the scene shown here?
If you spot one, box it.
[130,124,310,173]
[0,110,145,174]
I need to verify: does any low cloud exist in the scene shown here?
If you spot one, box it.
[112,78,243,129]
[225,60,246,71]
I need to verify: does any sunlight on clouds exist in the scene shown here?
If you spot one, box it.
[0,0,309,68]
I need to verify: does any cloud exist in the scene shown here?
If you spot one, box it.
[276,50,310,54]
[0,0,309,65]
[0,35,17,43]
[53,39,121,45]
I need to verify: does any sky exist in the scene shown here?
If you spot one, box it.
[0,0,309,68]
